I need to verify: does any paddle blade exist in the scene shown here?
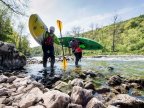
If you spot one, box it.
[62,57,67,69]
[57,20,63,32]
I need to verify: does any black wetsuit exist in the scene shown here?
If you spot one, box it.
[42,33,55,68]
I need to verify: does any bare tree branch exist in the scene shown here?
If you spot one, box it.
[71,26,82,37]
[0,0,29,16]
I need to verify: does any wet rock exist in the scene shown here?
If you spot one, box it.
[17,74,27,78]
[96,73,105,78]
[13,77,31,87]
[128,79,144,88]
[86,98,106,108]
[71,86,93,106]
[108,75,123,86]
[95,87,110,94]
[130,83,142,89]
[54,74,62,81]
[108,67,114,72]
[27,58,42,64]
[114,86,127,94]
[42,90,70,108]
[121,84,130,90]
[78,73,87,79]
[0,88,9,96]
[18,87,43,108]
[53,81,71,93]
[105,93,116,102]
[84,70,97,77]
[84,82,95,90]
[7,76,17,83]
[0,41,26,70]
[2,98,12,106]
[71,78,84,87]
[108,94,144,108]
[0,75,8,83]
[32,81,45,91]
[67,103,82,108]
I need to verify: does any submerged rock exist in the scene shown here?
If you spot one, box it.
[0,41,26,70]
[108,75,123,86]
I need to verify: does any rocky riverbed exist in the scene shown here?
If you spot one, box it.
[0,69,144,108]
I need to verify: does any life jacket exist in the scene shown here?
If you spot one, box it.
[75,47,82,53]
[45,35,54,46]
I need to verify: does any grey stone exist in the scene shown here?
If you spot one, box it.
[108,94,144,108]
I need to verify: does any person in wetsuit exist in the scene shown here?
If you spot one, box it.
[42,26,60,68]
[69,38,82,66]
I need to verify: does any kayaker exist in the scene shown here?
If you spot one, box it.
[69,38,82,66]
[42,26,60,68]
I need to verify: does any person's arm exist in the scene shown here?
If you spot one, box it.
[54,34,60,44]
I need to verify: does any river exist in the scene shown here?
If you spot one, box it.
[25,56,144,79]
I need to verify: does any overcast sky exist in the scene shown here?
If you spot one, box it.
[28,0,144,47]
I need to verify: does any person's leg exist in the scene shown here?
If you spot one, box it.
[42,45,48,67]
[43,53,47,67]
[49,46,55,68]
[50,55,55,68]
[74,53,79,66]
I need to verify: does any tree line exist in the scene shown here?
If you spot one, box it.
[0,0,31,56]
[83,14,144,55]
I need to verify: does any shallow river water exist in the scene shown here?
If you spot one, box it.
[25,56,144,79]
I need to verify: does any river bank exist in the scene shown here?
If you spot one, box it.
[0,69,144,108]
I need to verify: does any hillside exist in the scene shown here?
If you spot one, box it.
[83,14,144,55]
[31,15,144,56]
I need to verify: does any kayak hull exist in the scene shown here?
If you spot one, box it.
[29,14,47,45]
[59,36,103,50]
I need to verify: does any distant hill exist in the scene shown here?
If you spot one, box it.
[31,15,144,56]
[83,14,144,55]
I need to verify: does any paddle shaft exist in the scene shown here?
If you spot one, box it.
[60,31,65,58]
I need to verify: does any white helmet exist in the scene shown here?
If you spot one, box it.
[50,26,55,32]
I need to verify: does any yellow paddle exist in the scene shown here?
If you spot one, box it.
[57,20,67,69]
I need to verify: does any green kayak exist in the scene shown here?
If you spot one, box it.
[58,36,103,50]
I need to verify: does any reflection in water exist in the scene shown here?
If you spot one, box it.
[73,65,82,73]
[31,67,62,88]
[43,68,55,77]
